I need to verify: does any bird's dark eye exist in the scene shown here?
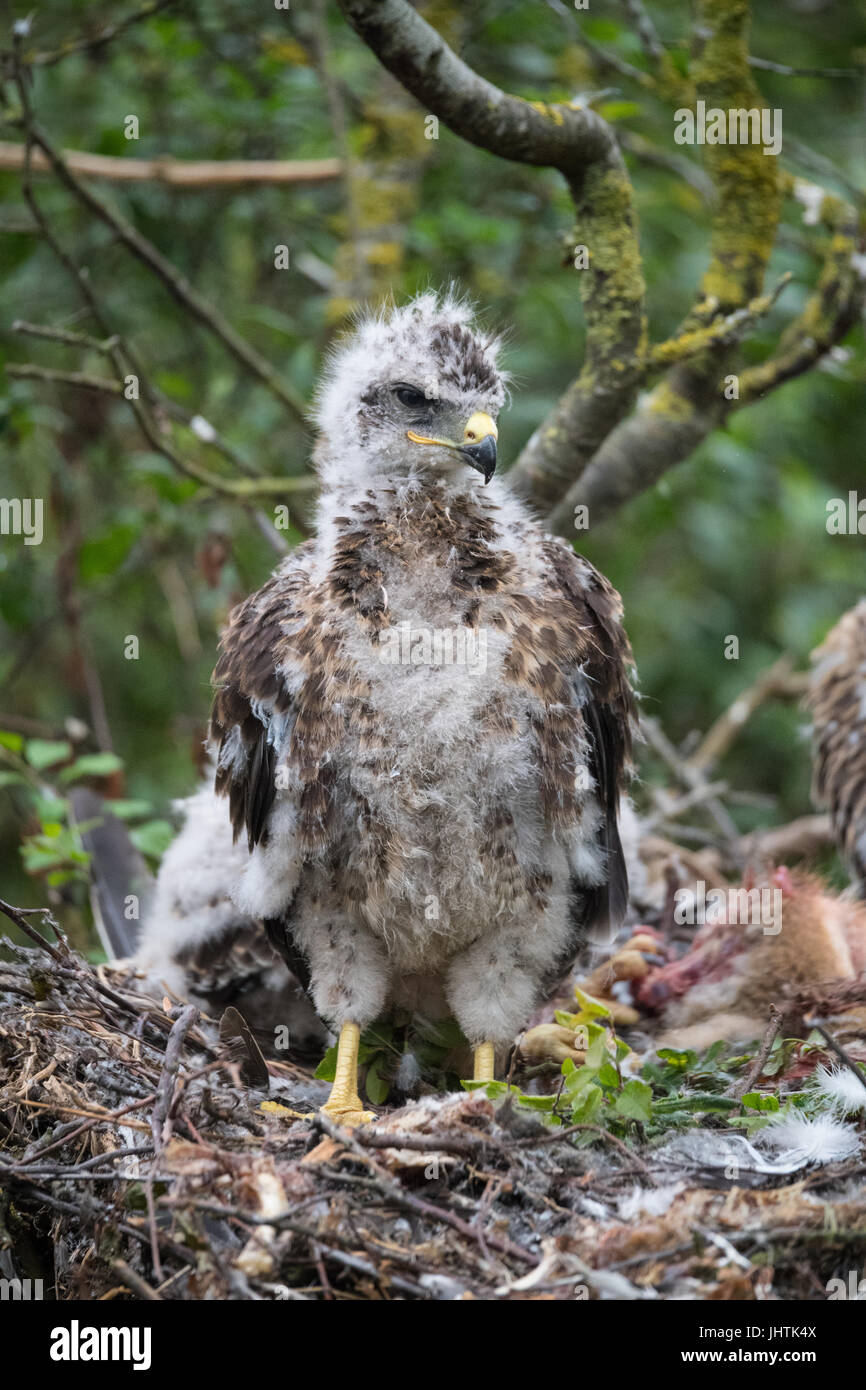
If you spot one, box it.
[393,384,429,410]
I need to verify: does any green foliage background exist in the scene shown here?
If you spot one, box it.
[1,0,865,917]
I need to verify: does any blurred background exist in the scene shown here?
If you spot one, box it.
[1,0,864,939]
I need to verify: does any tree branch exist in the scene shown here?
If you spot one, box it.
[547,0,786,532]
[16,118,308,422]
[0,141,342,185]
[338,0,615,170]
[737,194,864,404]
[8,107,313,507]
[336,0,647,512]
[647,273,791,370]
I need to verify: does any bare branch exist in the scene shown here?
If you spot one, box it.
[6,363,122,394]
[18,118,308,422]
[0,141,342,186]
[727,1006,782,1099]
[748,56,860,79]
[735,814,832,865]
[618,0,665,64]
[618,130,715,203]
[685,655,797,775]
[4,0,177,70]
[7,51,316,507]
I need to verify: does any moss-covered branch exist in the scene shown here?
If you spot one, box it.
[648,273,791,370]
[548,0,785,533]
[737,194,864,404]
[336,0,647,511]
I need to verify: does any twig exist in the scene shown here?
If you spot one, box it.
[6,0,177,70]
[14,115,307,422]
[618,0,664,63]
[641,717,740,845]
[9,324,313,495]
[728,1005,782,1099]
[643,778,729,834]
[505,1122,659,1184]
[12,319,118,352]
[648,275,792,371]
[618,130,714,203]
[748,56,860,79]
[151,1004,198,1151]
[806,1021,866,1099]
[8,45,311,502]
[0,897,68,962]
[111,1259,163,1301]
[314,1112,536,1265]
[0,141,342,184]
[686,656,797,774]
[735,814,832,866]
[5,363,122,395]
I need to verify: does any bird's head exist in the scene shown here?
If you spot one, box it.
[313,291,507,490]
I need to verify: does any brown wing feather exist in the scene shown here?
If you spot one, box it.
[211,546,313,851]
[543,538,637,934]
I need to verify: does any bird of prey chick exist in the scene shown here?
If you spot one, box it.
[137,292,636,1123]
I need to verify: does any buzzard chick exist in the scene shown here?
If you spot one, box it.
[809,598,866,891]
[144,293,636,1123]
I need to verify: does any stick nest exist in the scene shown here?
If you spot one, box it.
[2,936,865,1302]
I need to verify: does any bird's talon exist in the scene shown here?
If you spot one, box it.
[320,1099,374,1126]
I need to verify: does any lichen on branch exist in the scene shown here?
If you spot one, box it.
[335,0,648,513]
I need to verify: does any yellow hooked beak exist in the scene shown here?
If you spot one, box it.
[407,411,498,483]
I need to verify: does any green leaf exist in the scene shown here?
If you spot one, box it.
[741,1091,780,1112]
[314,1044,338,1082]
[598,1062,620,1089]
[564,1062,601,1095]
[0,771,27,789]
[461,1079,510,1097]
[670,49,690,77]
[25,739,72,770]
[59,752,124,784]
[46,869,77,887]
[517,1093,556,1111]
[569,1083,603,1124]
[365,1057,390,1106]
[0,731,24,753]
[78,522,138,581]
[570,988,611,1023]
[656,1047,697,1070]
[615,1078,653,1123]
[585,1031,610,1069]
[129,820,175,858]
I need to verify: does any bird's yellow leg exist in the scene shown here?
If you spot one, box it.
[473,1041,496,1083]
[321,1021,374,1126]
